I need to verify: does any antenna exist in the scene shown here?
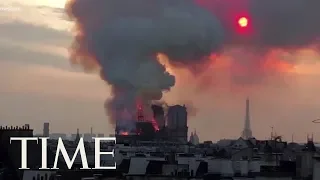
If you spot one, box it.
[270,126,274,140]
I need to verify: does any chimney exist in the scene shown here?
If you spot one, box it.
[43,123,50,137]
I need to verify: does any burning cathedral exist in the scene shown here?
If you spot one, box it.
[115,104,188,144]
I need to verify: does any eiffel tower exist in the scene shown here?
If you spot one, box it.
[241,98,253,139]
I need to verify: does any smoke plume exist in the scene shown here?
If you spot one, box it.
[65,0,320,127]
[65,0,224,126]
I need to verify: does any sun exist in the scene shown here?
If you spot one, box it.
[238,17,248,28]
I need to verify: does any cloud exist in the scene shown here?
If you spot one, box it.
[0,14,71,68]
[0,17,105,99]
[0,18,72,71]
[0,21,71,46]
[0,1,70,31]
[0,42,72,70]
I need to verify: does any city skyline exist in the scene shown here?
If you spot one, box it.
[1,0,320,142]
[26,95,320,143]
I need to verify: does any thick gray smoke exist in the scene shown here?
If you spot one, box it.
[66,0,224,126]
[66,0,320,128]
[249,1,320,48]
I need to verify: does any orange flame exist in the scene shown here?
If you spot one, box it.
[120,132,129,136]
[151,118,160,131]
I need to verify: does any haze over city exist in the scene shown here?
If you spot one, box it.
[1,0,320,142]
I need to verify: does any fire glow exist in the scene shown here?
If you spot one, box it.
[117,104,160,136]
